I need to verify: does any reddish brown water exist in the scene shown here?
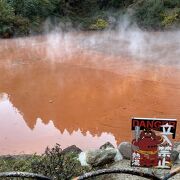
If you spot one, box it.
[0,32,180,155]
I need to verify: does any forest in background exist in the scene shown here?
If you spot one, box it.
[0,0,180,38]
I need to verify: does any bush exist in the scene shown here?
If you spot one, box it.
[89,18,108,30]
[98,0,133,9]
[162,9,180,28]
[31,144,90,179]
[1,0,180,37]
[0,0,30,37]
[164,0,180,9]
[0,0,15,37]
[0,144,90,180]
[133,0,165,30]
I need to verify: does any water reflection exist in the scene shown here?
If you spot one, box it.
[0,93,116,155]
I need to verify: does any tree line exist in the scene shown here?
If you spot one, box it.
[0,0,180,37]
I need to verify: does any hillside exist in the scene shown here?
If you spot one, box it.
[0,0,180,38]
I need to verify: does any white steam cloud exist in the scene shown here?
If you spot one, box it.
[1,16,180,67]
[44,16,180,66]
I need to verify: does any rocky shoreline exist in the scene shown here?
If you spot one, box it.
[0,142,179,179]
[76,141,180,179]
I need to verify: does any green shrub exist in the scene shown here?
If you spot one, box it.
[133,0,165,30]
[0,0,15,37]
[164,0,180,9]
[0,144,90,180]
[89,18,108,30]
[13,15,30,35]
[161,9,180,27]
[31,144,90,179]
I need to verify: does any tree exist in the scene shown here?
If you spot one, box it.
[0,0,30,37]
[0,0,15,37]
[133,0,165,30]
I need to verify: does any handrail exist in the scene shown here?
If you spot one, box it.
[162,167,180,180]
[75,167,180,180]
[0,167,179,179]
[0,172,51,180]
[74,169,161,180]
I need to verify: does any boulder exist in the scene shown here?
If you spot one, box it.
[118,142,132,160]
[62,145,82,155]
[86,149,117,167]
[100,142,115,150]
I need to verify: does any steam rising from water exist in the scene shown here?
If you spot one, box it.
[1,18,179,67]
[43,17,179,66]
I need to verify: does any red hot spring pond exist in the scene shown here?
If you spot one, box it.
[0,31,180,155]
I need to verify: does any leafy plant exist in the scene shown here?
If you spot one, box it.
[89,18,108,30]
[162,9,180,28]
[133,0,165,30]
[0,144,90,180]
[31,144,90,179]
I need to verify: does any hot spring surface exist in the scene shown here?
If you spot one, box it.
[0,31,180,154]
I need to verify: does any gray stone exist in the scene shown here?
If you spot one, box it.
[118,142,132,160]
[174,155,180,164]
[171,150,179,162]
[86,149,117,167]
[175,144,180,153]
[62,145,82,155]
[174,142,180,149]
[100,142,115,150]
[173,144,180,164]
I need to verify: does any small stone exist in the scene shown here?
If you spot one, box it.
[49,100,53,103]
[62,145,82,155]
[176,154,180,164]
[118,142,132,160]
[114,149,123,161]
[175,144,180,153]
[171,150,179,162]
[100,142,115,150]
[78,152,89,166]
[86,149,117,167]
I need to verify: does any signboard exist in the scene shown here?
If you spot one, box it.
[131,117,177,169]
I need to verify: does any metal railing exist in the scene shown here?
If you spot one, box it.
[0,167,179,180]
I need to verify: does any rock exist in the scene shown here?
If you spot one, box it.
[118,142,132,160]
[86,149,117,167]
[174,154,180,164]
[100,142,115,150]
[62,145,82,155]
[78,152,89,166]
[171,144,180,164]
[114,149,123,161]
[174,142,180,149]
[175,144,180,153]
[171,150,179,162]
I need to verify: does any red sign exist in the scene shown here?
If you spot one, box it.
[131,117,177,169]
